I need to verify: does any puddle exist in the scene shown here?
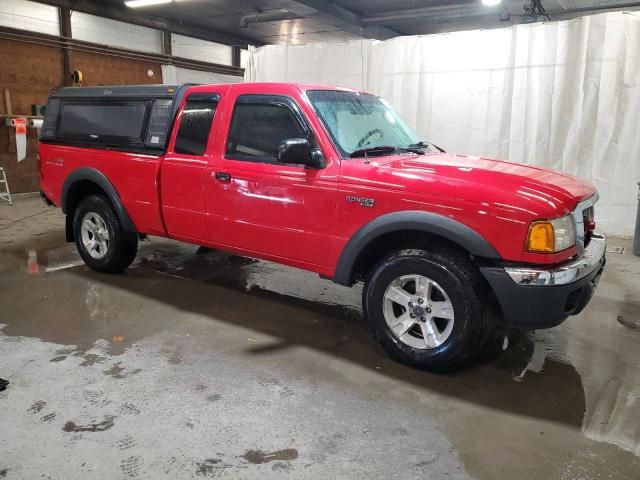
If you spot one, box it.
[619,314,640,330]
[2,204,640,479]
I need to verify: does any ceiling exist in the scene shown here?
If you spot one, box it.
[79,0,640,45]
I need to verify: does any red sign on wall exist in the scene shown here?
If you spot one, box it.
[11,118,27,133]
[10,118,28,161]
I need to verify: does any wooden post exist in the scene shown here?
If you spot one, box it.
[163,30,172,57]
[4,89,14,152]
[4,90,11,116]
[59,7,72,86]
[232,47,242,68]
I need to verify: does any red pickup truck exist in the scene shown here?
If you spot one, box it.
[38,82,606,372]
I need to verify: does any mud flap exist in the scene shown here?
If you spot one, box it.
[65,214,74,242]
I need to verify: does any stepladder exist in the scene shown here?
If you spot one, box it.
[0,167,12,205]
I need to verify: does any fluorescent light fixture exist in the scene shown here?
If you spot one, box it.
[481,0,502,6]
[125,0,172,8]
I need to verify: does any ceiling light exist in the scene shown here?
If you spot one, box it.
[125,0,172,8]
[481,0,502,6]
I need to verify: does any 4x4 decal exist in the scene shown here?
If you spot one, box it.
[345,195,375,208]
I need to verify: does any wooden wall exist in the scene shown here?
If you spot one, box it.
[0,39,62,195]
[69,51,162,86]
[0,39,163,194]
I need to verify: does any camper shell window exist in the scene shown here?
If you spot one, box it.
[57,100,150,148]
[40,84,192,153]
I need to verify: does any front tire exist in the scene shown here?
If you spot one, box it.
[363,247,489,372]
[73,195,138,273]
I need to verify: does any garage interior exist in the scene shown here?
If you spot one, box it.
[1,1,640,479]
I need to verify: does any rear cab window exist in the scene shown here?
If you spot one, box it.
[174,93,220,156]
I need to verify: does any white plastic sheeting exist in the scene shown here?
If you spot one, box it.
[246,12,640,237]
[71,12,163,54]
[161,65,242,85]
[0,0,59,36]
[171,34,233,66]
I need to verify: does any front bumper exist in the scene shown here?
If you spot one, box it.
[480,234,607,329]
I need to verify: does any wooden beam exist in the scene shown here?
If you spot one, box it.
[3,90,10,116]
[0,26,244,77]
[4,89,14,152]
[232,47,241,68]
[58,6,72,86]
[162,30,172,57]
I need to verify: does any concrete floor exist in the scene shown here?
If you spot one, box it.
[1,195,640,480]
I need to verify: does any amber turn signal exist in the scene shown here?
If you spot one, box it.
[526,221,555,253]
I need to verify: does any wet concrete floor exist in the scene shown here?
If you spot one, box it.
[1,195,640,479]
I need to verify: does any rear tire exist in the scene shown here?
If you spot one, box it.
[363,247,490,372]
[73,195,138,273]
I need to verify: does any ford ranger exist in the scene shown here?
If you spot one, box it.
[38,83,606,372]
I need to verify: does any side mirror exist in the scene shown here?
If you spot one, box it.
[277,138,326,169]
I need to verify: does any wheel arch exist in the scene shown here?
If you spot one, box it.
[61,168,137,241]
[332,211,500,286]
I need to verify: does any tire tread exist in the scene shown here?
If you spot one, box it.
[363,246,490,372]
[73,194,138,273]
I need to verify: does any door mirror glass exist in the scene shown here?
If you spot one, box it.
[277,138,325,168]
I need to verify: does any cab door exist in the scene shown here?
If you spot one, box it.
[160,90,223,242]
[204,91,339,269]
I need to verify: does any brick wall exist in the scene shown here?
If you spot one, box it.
[0,39,62,194]
[69,51,162,86]
[0,38,163,194]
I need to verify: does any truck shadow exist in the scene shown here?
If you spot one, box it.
[2,238,586,428]
[92,241,588,428]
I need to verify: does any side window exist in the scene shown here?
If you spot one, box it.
[226,102,306,162]
[57,100,150,147]
[174,99,218,156]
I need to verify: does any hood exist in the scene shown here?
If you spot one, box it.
[367,152,596,217]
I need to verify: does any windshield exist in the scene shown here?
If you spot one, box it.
[307,90,420,157]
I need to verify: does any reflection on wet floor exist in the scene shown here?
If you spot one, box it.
[1,197,640,479]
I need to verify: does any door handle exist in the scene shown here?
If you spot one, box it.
[214,172,231,182]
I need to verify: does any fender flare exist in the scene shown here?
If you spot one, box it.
[332,211,500,285]
[61,168,137,238]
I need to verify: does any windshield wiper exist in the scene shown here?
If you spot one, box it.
[396,146,425,155]
[408,141,446,153]
[351,145,425,158]
[350,145,397,158]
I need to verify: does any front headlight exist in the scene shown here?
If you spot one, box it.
[526,215,576,253]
